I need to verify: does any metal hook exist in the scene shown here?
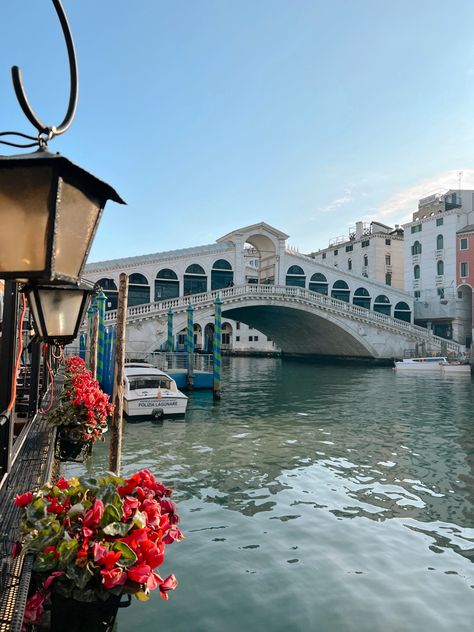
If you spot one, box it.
[11,0,78,140]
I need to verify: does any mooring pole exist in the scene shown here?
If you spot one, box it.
[213,296,222,400]
[167,308,174,352]
[186,302,194,389]
[109,273,129,475]
[90,310,99,379]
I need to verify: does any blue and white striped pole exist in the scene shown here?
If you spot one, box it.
[167,308,174,352]
[213,296,222,400]
[186,303,194,389]
[96,290,107,387]
[87,305,96,370]
[79,333,86,361]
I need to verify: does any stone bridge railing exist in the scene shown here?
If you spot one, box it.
[102,284,463,354]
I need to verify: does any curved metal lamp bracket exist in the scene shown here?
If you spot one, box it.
[11,0,78,143]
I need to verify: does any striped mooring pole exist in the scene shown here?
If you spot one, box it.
[79,333,86,361]
[87,305,96,369]
[96,290,107,387]
[213,296,222,400]
[186,303,194,389]
[103,327,114,395]
[167,308,174,352]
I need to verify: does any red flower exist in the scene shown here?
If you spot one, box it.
[162,525,184,545]
[127,562,152,584]
[101,567,127,589]
[83,499,104,528]
[14,492,33,508]
[159,574,178,600]
[56,477,69,490]
[23,591,46,626]
[100,550,122,570]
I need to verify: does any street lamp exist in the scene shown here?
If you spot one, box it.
[0,151,124,283]
[24,280,97,346]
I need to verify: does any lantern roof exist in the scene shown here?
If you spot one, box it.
[0,149,125,205]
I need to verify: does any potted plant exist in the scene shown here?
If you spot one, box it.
[15,469,183,631]
[49,357,113,461]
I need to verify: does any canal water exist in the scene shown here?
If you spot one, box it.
[67,357,474,631]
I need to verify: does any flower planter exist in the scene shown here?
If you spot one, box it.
[50,593,131,632]
[55,431,92,463]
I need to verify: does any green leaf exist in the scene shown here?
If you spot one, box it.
[68,503,85,518]
[132,510,147,529]
[33,551,58,572]
[78,477,99,494]
[101,503,122,527]
[65,564,94,590]
[57,539,79,565]
[25,498,46,522]
[102,522,131,537]
[96,484,124,517]
[112,542,137,568]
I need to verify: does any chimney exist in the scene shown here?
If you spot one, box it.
[355,221,363,239]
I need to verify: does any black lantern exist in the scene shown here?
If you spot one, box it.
[24,279,97,346]
[0,150,125,283]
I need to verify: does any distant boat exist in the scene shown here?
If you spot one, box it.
[123,363,188,419]
[394,357,447,372]
[440,360,471,375]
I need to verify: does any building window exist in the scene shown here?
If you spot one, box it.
[411,224,422,233]
[248,336,253,342]
[385,254,391,265]
[285,265,306,288]
[412,241,422,255]
[348,259,352,271]
[414,265,420,279]
[236,322,240,330]
[414,290,421,298]
[458,290,463,299]
[363,255,368,267]
[254,336,259,341]
[437,260,444,275]
[437,288,445,298]
[222,333,231,345]
[385,273,392,286]
[436,234,444,250]
[334,249,338,256]
[361,240,370,248]
[436,217,443,226]
[461,262,469,277]
[385,238,391,245]
[322,253,326,259]
[345,244,353,252]
[460,237,468,250]
[309,273,328,295]
[236,336,240,342]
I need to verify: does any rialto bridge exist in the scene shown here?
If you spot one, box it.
[84,223,462,359]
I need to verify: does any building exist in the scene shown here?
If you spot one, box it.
[308,221,404,289]
[403,189,474,346]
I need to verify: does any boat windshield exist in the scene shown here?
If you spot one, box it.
[128,376,171,390]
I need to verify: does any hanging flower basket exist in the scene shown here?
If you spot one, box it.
[55,429,92,463]
[49,592,131,632]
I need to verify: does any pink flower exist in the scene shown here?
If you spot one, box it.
[92,543,108,563]
[43,571,64,590]
[23,591,46,626]
[14,492,33,508]
[162,525,184,545]
[83,499,104,528]
[101,567,127,589]
[159,574,178,600]
[127,562,152,584]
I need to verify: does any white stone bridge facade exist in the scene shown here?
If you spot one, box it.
[85,222,462,360]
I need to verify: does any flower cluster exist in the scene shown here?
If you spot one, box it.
[15,470,183,627]
[48,356,113,443]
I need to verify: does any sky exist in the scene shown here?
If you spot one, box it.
[2,0,474,261]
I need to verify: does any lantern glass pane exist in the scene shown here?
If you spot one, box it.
[55,179,101,279]
[0,167,53,275]
[28,292,45,338]
[39,288,85,337]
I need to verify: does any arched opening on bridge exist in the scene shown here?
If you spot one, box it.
[211,259,233,290]
[194,323,202,349]
[374,294,391,316]
[97,278,118,310]
[155,268,179,300]
[353,287,370,310]
[394,301,411,323]
[244,234,277,284]
[456,284,473,347]
[285,265,306,288]
[331,280,350,302]
[176,327,187,351]
[128,273,150,306]
[222,321,233,349]
[184,264,207,296]
[309,273,328,295]
[204,323,214,352]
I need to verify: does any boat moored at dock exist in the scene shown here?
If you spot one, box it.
[123,363,188,419]
[394,357,447,372]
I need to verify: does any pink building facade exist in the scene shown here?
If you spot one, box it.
[456,225,474,348]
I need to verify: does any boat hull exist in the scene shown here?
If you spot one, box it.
[124,395,188,418]
[441,364,471,375]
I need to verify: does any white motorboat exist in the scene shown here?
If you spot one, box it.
[123,364,188,418]
[440,361,471,375]
[394,357,447,372]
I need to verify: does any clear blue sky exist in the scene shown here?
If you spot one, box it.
[2,0,474,261]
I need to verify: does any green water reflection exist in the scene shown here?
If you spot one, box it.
[67,357,474,632]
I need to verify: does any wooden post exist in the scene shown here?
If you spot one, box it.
[109,273,129,475]
[90,311,99,379]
